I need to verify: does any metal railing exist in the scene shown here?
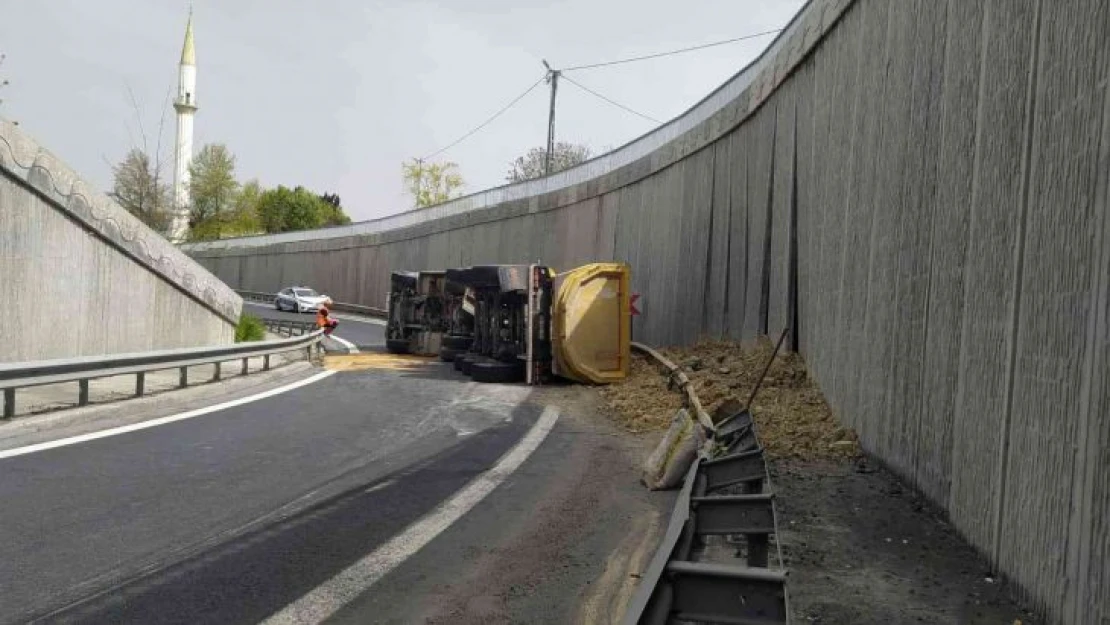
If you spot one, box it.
[623,344,788,625]
[0,330,324,419]
[261,317,317,337]
[236,289,386,318]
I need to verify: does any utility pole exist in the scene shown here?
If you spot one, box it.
[0,54,9,110]
[542,60,560,177]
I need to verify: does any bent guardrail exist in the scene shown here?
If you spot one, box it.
[235,290,386,318]
[0,330,324,419]
[624,342,789,625]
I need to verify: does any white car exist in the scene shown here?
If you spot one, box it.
[275,287,332,313]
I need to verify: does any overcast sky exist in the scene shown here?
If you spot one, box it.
[1,0,804,222]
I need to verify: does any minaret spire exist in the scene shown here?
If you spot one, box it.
[169,9,198,243]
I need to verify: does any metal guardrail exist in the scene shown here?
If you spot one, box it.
[261,317,317,337]
[0,330,325,419]
[236,290,386,318]
[623,343,789,625]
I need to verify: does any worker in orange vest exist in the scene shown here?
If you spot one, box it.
[316,307,338,336]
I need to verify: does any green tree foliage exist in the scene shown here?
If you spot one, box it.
[188,143,239,228]
[256,185,351,233]
[235,313,265,342]
[110,148,172,233]
[505,142,591,182]
[401,159,464,208]
[316,192,352,227]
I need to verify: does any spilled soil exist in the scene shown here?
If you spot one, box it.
[599,337,860,461]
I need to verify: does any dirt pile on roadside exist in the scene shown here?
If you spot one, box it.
[596,354,684,433]
[599,337,860,461]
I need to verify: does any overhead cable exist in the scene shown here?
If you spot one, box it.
[563,28,782,72]
[561,74,662,125]
[420,74,547,161]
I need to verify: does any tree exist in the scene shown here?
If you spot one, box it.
[108,84,174,235]
[188,143,239,228]
[402,159,464,208]
[317,192,352,227]
[227,179,264,235]
[110,149,172,232]
[257,185,350,233]
[506,142,591,182]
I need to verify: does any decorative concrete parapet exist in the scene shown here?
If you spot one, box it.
[0,118,241,323]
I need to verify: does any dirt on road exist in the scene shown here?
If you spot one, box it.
[597,337,1037,625]
[599,337,860,460]
[774,457,1036,625]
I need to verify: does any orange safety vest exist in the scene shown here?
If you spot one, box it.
[316,309,330,328]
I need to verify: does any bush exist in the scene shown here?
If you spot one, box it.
[235,313,266,342]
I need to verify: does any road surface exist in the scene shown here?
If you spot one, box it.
[0,352,669,624]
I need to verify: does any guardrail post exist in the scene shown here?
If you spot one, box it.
[78,379,90,406]
[179,367,188,388]
[3,389,14,419]
[135,372,145,397]
[241,358,249,376]
[212,361,221,382]
[263,355,271,371]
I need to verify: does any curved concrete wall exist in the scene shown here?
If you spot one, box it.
[185,0,1110,621]
[0,119,241,362]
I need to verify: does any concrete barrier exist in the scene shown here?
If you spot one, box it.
[0,119,241,362]
[183,0,1110,621]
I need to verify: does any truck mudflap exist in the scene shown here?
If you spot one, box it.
[551,263,631,384]
[526,265,555,385]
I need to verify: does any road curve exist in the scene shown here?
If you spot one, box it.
[0,354,669,624]
[0,359,536,623]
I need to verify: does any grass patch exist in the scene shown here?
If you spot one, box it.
[235,313,266,342]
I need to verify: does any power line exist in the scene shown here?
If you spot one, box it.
[563,28,782,72]
[420,74,546,161]
[561,74,662,125]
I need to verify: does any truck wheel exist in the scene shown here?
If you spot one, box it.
[443,335,472,350]
[459,355,479,375]
[471,361,524,384]
[386,338,410,354]
[440,347,459,362]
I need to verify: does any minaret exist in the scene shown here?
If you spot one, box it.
[169,11,197,242]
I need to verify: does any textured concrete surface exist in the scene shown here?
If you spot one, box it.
[183,1,1110,621]
[0,119,240,363]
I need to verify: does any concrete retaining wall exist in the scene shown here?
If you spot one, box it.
[0,119,241,362]
[184,0,1110,621]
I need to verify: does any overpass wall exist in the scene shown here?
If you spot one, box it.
[185,0,1110,621]
[0,120,241,362]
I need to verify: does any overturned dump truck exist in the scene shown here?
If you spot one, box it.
[387,262,631,385]
[384,270,450,355]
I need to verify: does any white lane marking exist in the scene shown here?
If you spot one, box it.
[327,334,359,354]
[262,405,561,625]
[0,370,337,461]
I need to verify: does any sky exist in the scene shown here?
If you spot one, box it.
[0,0,805,222]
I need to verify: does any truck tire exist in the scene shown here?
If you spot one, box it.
[471,361,524,384]
[440,347,459,362]
[386,338,410,354]
[453,353,472,371]
[443,335,472,350]
[459,354,486,376]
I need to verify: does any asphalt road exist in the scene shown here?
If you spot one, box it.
[244,302,385,351]
[0,355,669,624]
